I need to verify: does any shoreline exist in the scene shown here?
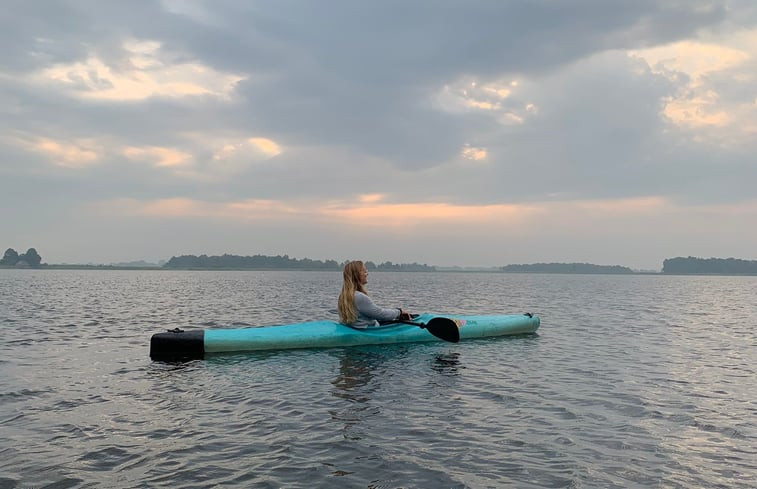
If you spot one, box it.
[4,265,757,276]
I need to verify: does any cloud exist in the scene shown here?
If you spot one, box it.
[123,146,192,168]
[32,138,101,168]
[460,145,487,162]
[631,36,755,135]
[35,39,245,101]
[3,133,103,169]
[247,138,282,157]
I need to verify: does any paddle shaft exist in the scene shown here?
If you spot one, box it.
[380,317,460,343]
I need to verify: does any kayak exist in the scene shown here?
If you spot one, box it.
[149,312,539,360]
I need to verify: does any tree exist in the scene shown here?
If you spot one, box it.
[1,248,19,266]
[22,248,42,267]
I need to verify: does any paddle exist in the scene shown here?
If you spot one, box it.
[386,317,460,343]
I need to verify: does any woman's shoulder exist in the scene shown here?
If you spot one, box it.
[354,291,370,302]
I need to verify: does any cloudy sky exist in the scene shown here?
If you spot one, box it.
[2,0,756,270]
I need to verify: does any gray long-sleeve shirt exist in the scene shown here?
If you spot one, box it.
[351,291,401,328]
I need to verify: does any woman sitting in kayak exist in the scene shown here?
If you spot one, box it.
[338,260,412,328]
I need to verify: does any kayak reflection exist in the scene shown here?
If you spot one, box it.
[331,349,383,403]
[329,349,386,441]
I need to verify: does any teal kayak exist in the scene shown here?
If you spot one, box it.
[149,313,539,360]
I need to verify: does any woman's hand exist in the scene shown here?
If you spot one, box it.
[399,310,412,320]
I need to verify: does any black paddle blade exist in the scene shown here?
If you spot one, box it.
[425,317,460,343]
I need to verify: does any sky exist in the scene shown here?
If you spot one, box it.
[2,0,757,270]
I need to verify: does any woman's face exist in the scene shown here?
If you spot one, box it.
[358,265,368,285]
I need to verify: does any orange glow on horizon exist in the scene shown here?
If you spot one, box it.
[93,195,680,229]
[324,202,539,225]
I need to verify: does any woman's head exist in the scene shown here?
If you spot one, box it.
[343,260,367,289]
[338,260,367,324]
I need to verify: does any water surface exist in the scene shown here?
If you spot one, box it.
[1,270,755,488]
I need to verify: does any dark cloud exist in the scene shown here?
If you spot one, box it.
[163,0,733,167]
[3,1,734,163]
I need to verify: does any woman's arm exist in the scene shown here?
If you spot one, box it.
[354,292,401,321]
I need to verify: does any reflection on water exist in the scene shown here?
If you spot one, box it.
[431,352,463,375]
[330,348,466,445]
[330,349,383,441]
[331,350,380,400]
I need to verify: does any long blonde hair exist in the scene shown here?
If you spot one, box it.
[338,260,367,324]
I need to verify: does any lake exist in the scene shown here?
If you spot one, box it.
[1,270,755,488]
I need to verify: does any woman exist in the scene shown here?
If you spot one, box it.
[337,260,411,328]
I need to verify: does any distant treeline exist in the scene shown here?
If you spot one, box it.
[1,248,42,267]
[7,248,757,275]
[662,257,757,275]
[500,263,634,274]
[163,254,436,271]
[164,254,340,270]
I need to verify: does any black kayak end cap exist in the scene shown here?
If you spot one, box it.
[150,329,205,361]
